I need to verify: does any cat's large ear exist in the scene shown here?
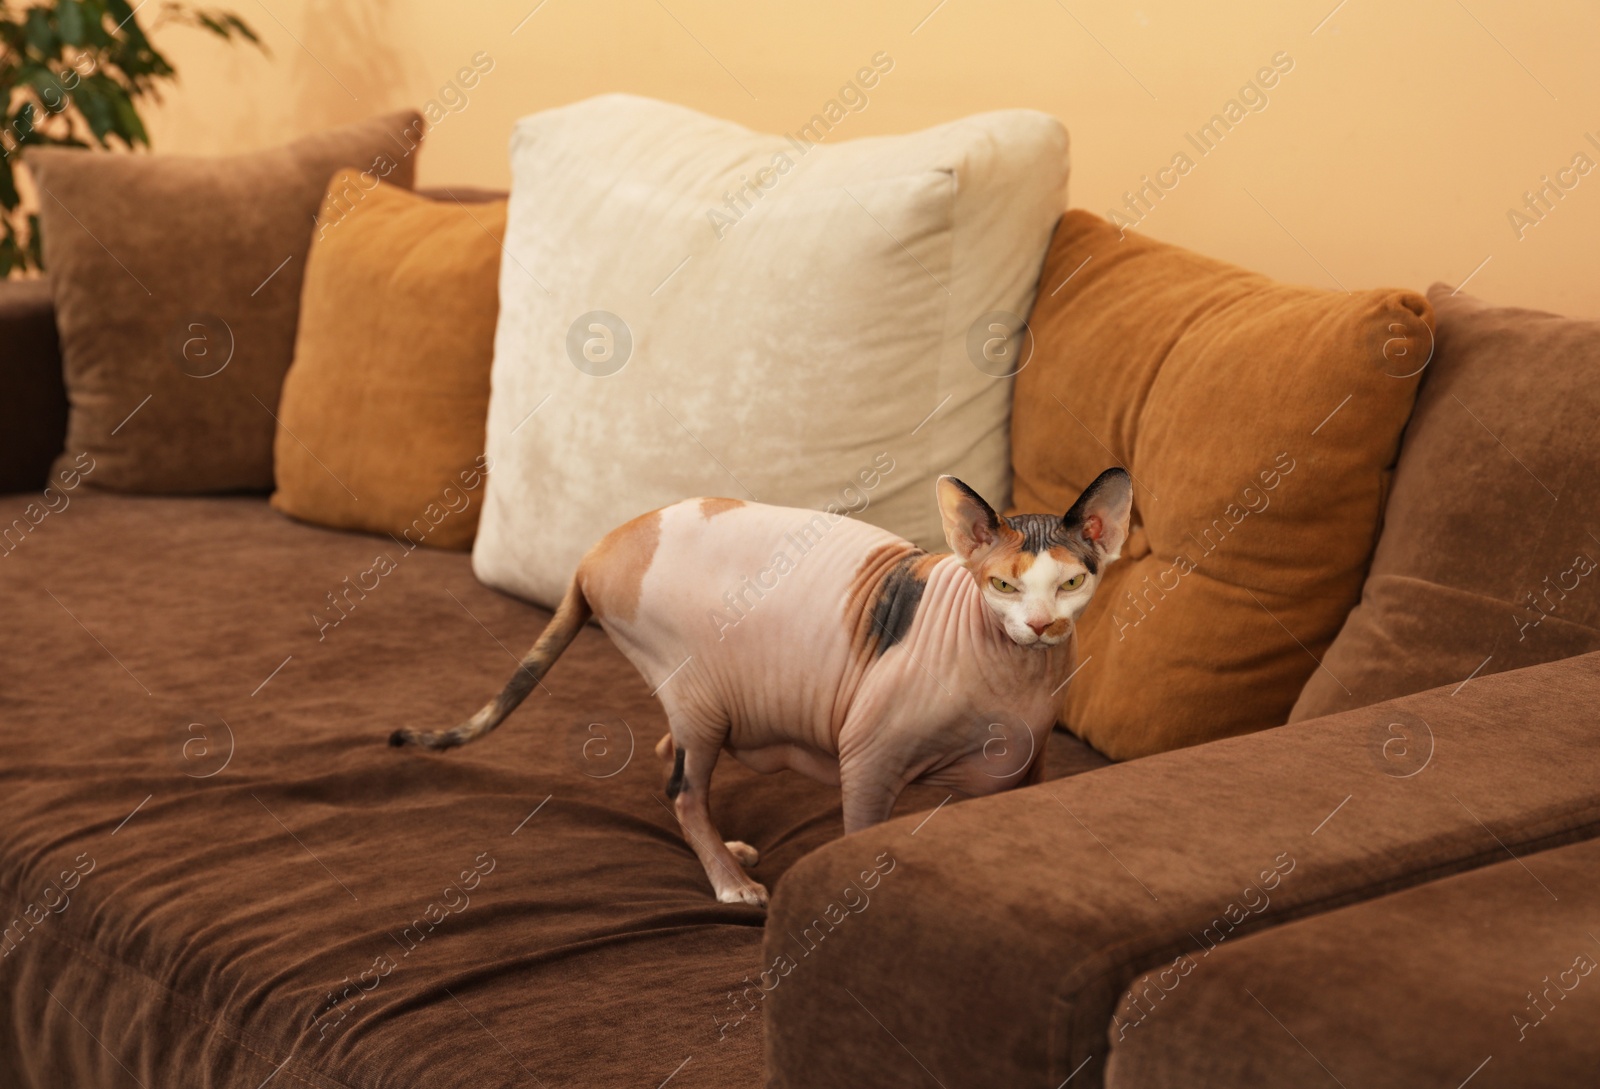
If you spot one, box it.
[937,476,1002,564]
[1063,468,1133,563]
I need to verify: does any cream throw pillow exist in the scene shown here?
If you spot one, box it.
[473,94,1068,607]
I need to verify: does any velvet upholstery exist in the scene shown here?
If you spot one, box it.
[763,650,1600,1089]
[0,492,1108,1089]
[271,175,506,550]
[0,277,65,494]
[1293,285,1600,719]
[1105,836,1600,1089]
[26,112,422,493]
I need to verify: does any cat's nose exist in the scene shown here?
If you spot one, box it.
[1027,619,1051,636]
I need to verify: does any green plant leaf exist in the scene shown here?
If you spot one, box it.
[71,77,115,143]
[102,0,136,31]
[2,0,263,274]
[22,65,69,115]
[57,0,87,45]
[24,8,59,55]
[84,72,139,145]
[77,0,112,47]
[108,0,152,49]
[4,100,38,148]
[111,91,146,146]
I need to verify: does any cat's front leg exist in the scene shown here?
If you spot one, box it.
[838,764,908,834]
[836,713,913,835]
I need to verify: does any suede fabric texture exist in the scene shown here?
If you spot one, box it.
[1293,286,1600,720]
[0,492,1109,1089]
[26,112,422,494]
[1104,836,1600,1089]
[0,278,65,494]
[473,94,1069,608]
[1011,211,1433,759]
[270,175,506,551]
[763,651,1600,1089]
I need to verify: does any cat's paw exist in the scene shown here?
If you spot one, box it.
[717,881,769,908]
[724,840,760,867]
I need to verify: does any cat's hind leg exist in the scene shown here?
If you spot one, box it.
[723,841,760,867]
[656,732,753,862]
[664,712,767,906]
[663,732,757,865]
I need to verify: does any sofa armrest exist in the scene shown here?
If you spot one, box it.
[762,651,1600,1089]
[0,277,67,494]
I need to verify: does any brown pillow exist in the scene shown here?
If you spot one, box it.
[1292,287,1600,720]
[1012,210,1432,759]
[269,174,505,551]
[27,112,422,493]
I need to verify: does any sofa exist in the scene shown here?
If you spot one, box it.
[3,100,1598,1089]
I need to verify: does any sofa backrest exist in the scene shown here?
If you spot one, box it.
[0,277,65,495]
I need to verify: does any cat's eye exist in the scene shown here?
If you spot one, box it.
[1060,573,1086,591]
[989,577,1018,593]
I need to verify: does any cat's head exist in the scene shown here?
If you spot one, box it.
[936,469,1132,648]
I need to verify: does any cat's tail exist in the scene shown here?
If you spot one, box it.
[390,578,592,751]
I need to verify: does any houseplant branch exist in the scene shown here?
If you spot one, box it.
[0,0,263,275]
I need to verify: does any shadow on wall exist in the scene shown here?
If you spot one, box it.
[291,0,419,130]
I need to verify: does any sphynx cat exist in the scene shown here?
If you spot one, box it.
[393,470,1132,907]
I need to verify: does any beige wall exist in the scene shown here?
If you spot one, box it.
[144,0,1599,316]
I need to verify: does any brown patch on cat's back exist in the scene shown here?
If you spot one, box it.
[844,543,918,659]
[579,508,662,623]
[844,545,908,622]
[844,541,939,671]
[699,497,745,520]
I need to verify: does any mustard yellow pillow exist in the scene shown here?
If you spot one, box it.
[1012,211,1432,758]
[271,173,505,550]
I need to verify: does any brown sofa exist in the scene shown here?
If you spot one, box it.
[3,272,1597,1089]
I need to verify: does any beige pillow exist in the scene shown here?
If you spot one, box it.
[27,112,422,492]
[473,94,1069,607]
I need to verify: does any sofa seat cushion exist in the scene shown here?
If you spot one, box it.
[0,493,1106,1089]
[1105,836,1600,1089]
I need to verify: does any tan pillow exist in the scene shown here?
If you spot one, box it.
[270,175,505,551]
[1292,287,1600,720]
[27,112,422,493]
[1012,211,1432,759]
